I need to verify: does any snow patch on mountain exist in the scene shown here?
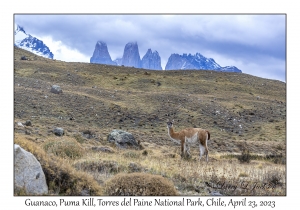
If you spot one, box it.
[14,24,54,59]
[165,52,242,73]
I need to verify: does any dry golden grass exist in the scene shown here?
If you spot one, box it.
[43,136,84,159]
[67,142,285,196]
[105,172,179,196]
[14,130,286,196]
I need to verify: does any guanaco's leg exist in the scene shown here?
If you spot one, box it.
[199,143,205,161]
[181,141,184,158]
[205,146,209,162]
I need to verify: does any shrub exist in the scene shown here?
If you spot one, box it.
[14,134,102,195]
[105,173,178,196]
[263,170,283,186]
[238,172,248,177]
[266,153,286,164]
[43,137,84,159]
[128,162,145,173]
[73,160,122,174]
[238,149,251,163]
[142,150,148,156]
[73,133,85,144]
[237,143,251,163]
[122,151,140,159]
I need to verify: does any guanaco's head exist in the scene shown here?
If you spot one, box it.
[166,119,174,129]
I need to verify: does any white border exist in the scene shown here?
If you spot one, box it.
[3,0,296,209]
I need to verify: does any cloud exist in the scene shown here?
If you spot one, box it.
[37,35,90,62]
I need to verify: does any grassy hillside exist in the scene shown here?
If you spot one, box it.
[14,46,286,196]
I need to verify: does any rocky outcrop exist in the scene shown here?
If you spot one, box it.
[141,49,162,70]
[54,127,64,136]
[14,144,48,195]
[51,85,62,94]
[88,40,241,72]
[24,120,32,126]
[107,130,139,149]
[90,41,116,65]
[165,53,242,73]
[121,42,141,68]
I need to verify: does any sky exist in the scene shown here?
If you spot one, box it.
[14,14,286,82]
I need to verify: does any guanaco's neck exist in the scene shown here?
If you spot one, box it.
[168,127,179,140]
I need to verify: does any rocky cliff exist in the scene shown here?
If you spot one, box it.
[141,49,162,70]
[88,40,242,72]
[90,41,116,65]
[121,42,141,68]
[165,53,242,73]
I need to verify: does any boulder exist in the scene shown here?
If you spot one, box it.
[51,85,62,94]
[107,130,139,149]
[54,127,64,136]
[21,56,28,60]
[17,122,24,127]
[14,144,48,195]
[24,120,32,126]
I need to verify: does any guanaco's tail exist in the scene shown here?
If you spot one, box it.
[206,130,210,140]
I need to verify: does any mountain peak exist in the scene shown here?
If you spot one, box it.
[141,48,162,70]
[121,42,141,68]
[14,24,54,59]
[97,41,107,46]
[127,41,137,45]
[15,24,27,35]
[219,66,242,73]
[165,52,241,72]
[90,41,116,65]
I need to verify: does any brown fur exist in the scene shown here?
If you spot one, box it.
[167,120,210,161]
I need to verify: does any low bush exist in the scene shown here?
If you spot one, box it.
[105,172,178,196]
[122,151,140,159]
[238,149,251,163]
[73,160,122,174]
[263,170,282,186]
[43,137,84,159]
